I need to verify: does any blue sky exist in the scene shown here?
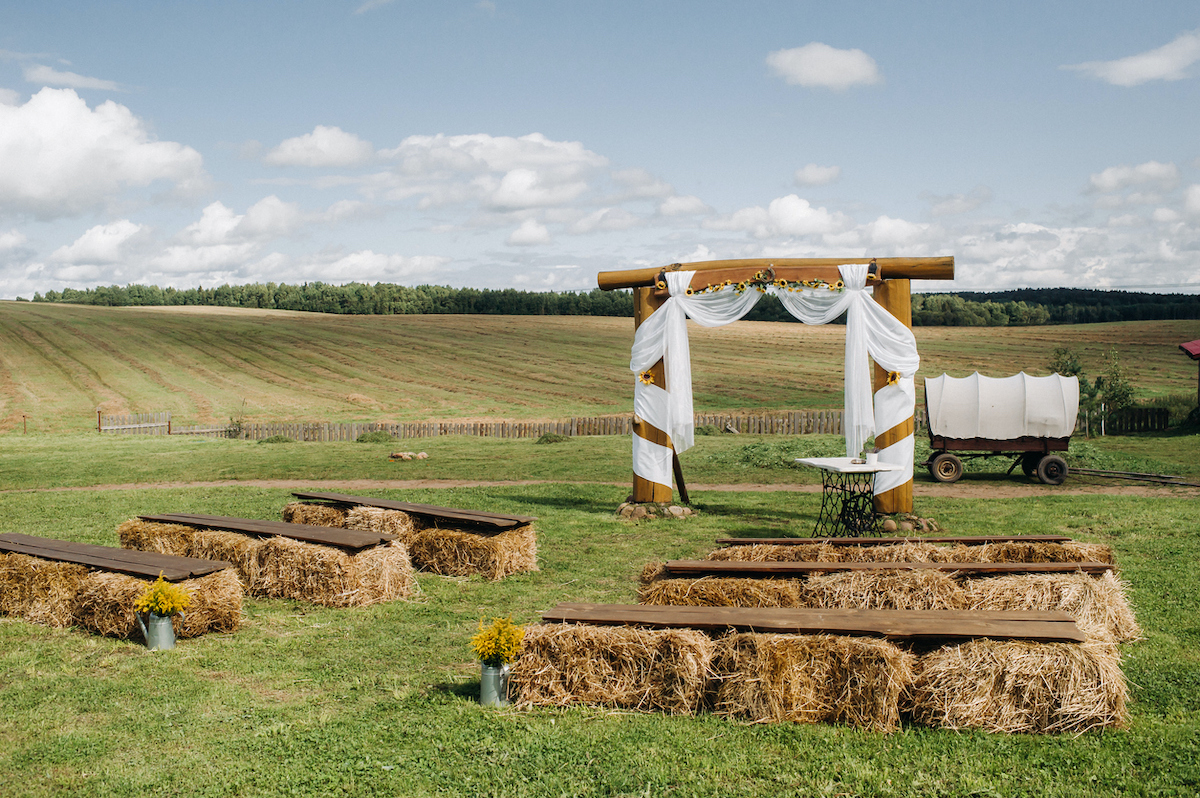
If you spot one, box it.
[1,1,1198,299]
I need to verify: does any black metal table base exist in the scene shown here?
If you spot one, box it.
[813,470,879,536]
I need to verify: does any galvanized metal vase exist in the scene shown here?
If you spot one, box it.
[479,663,510,707]
[136,612,178,651]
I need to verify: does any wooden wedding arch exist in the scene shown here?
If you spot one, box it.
[597,256,955,515]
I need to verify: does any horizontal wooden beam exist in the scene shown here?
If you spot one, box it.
[598,256,954,291]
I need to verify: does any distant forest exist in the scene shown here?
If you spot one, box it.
[24,281,1200,326]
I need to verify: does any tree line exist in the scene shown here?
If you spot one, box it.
[24,281,1200,326]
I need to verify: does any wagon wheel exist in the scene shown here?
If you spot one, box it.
[929,453,964,484]
[1020,452,1041,478]
[1036,454,1068,485]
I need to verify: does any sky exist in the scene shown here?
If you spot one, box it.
[1,1,1199,300]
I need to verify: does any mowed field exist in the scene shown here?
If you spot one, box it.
[0,300,1196,433]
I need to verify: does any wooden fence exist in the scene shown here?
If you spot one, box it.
[99,405,1170,441]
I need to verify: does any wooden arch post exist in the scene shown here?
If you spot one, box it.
[599,257,954,511]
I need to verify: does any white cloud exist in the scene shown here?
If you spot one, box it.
[706,194,849,239]
[568,207,640,235]
[611,168,672,198]
[864,215,930,247]
[264,125,375,168]
[354,0,394,14]
[1065,29,1200,86]
[51,220,143,263]
[0,88,204,219]
[767,43,881,90]
[0,88,19,105]
[507,218,551,245]
[376,132,606,212]
[1186,184,1200,215]
[925,186,993,217]
[23,64,122,91]
[0,229,26,250]
[794,164,840,186]
[658,195,712,216]
[1089,161,1179,193]
[312,251,447,282]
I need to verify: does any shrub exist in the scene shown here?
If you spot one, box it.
[259,435,294,444]
[694,424,722,436]
[535,433,570,445]
[356,431,395,444]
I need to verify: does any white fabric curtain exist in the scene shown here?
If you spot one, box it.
[629,263,920,493]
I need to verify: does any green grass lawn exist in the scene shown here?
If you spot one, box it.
[1,432,1198,797]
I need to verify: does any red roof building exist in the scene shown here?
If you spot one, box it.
[1182,340,1200,360]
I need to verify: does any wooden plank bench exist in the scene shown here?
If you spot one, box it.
[0,532,231,581]
[660,559,1113,578]
[291,491,536,532]
[139,513,396,552]
[542,602,1087,644]
[715,534,1073,547]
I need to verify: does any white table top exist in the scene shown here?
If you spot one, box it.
[795,456,905,474]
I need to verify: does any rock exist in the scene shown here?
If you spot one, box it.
[881,518,898,533]
[667,505,685,518]
[898,521,914,533]
[631,506,649,520]
[415,452,428,460]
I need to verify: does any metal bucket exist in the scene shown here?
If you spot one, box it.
[479,663,510,707]
[136,612,178,651]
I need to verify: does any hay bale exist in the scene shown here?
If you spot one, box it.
[838,543,974,563]
[71,567,245,640]
[800,570,967,611]
[906,638,1128,733]
[0,552,88,627]
[118,519,196,556]
[708,543,840,562]
[963,571,1140,642]
[345,506,420,542]
[974,541,1114,565]
[255,537,418,607]
[72,571,144,638]
[639,576,801,608]
[510,623,714,714]
[189,529,266,588]
[711,632,915,732]
[175,568,244,637]
[282,502,349,528]
[405,525,537,580]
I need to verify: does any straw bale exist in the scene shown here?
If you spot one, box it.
[175,568,244,637]
[639,576,801,608]
[838,543,974,563]
[799,570,968,611]
[974,541,1114,565]
[906,638,1128,733]
[963,571,1140,642]
[405,525,537,580]
[71,567,245,639]
[640,561,666,584]
[255,537,418,607]
[708,543,840,562]
[510,622,714,714]
[0,552,88,627]
[188,529,266,588]
[711,632,915,732]
[345,506,420,543]
[118,519,196,556]
[72,571,144,638]
[281,502,349,528]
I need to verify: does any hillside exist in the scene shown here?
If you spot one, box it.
[1,301,1196,433]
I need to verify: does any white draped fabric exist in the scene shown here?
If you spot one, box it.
[629,263,920,496]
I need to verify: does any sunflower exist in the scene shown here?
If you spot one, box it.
[638,370,656,385]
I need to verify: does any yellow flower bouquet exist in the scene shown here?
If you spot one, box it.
[471,616,524,667]
[134,574,191,617]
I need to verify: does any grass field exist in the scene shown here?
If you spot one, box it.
[1,301,1196,433]
[1,304,1199,796]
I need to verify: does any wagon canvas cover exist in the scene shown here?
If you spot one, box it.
[924,372,1079,440]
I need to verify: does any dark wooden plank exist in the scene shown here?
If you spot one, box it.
[0,533,232,581]
[542,603,1086,644]
[291,491,536,530]
[661,560,1113,577]
[139,513,394,551]
[716,535,1073,547]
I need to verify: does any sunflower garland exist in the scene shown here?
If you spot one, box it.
[686,272,846,296]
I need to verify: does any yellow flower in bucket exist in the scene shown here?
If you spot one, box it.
[134,573,191,617]
[471,616,525,667]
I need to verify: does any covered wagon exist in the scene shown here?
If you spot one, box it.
[922,372,1079,485]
